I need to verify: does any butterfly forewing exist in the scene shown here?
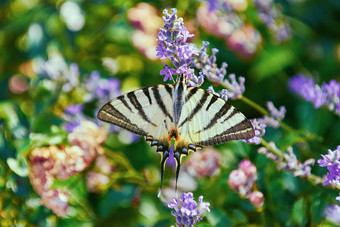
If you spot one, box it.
[178,87,254,147]
[97,84,174,140]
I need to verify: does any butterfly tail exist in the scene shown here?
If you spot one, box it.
[157,149,169,198]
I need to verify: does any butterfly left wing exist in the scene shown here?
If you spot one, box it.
[97,84,175,196]
[98,84,174,141]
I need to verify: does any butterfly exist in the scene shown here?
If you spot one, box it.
[97,74,255,196]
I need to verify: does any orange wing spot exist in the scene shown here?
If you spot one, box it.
[168,128,180,141]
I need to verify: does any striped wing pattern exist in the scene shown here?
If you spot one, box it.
[98,84,174,144]
[97,75,254,196]
[178,87,254,147]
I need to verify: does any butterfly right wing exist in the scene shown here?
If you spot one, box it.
[177,87,255,147]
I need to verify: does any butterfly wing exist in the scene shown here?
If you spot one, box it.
[177,87,255,147]
[98,84,174,142]
[98,84,175,196]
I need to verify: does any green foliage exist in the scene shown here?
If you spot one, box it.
[0,0,340,226]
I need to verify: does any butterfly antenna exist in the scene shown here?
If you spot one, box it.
[158,150,169,198]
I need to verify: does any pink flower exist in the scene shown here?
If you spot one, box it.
[87,172,110,193]
[68,120,107,165]
[41,189,70,217]
[29,146,59,195]
[239,159,257,177]
[249,191,264,208]
[29,121,107,216]
[228,159,264,207]
[228,169,247,190]
[86,155,115,193]
[185,148,221,178]
[225,24,262,59]
[127,3,162,60]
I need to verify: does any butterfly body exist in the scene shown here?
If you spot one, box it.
[97,74,254,196]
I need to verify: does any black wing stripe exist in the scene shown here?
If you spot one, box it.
[186,87,199,101]
[221,107,238,124]
[127,92,157,127]
[97,104,148,136]
[178,91,210,128]
[164,84,173,97]
[152,86,174,122]
[197,102,233,133]
[117,95,132,112]
[206,95,218,111]
[142,87,152,104]
[197,119,254,146]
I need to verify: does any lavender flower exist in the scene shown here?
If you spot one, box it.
[255,101,286,129]
[324,205,340,224]
[84,71,121,104]
[193,43,246,99]
[156,8,198,80]
[62,104,85,132]
[277,147,315,177]
[253,0,291,42]
[168,192,210,227]
[157,9,248,101]
[207,0,218,12]
[266,101,286,120]
[258,143,315,177]
[289,74,340,116]
[318,146,340,186]
[33,53,80,92]
[244,119,266,144]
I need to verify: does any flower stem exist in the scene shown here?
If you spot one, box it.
[241,96,268,116]
[241,95,323,143]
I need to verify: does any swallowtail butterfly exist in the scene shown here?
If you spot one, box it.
[98,74,255,196]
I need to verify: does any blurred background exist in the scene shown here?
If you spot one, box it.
[0,0,340,226]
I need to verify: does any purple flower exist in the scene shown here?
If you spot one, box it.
[318,146,340,186]
[289,74,340,115]
[62,104,85,132]
[168,192,210,227]
[244,119,266,144]
[34,53,80,92]
[258,116,279,128]
[64,104,83,115]
[156,8,199,81]
[278,147,315,177]
[160,62,176,82]
[266,101,286,120]
[253,0,291,42]
[84,71,121,103]
[222,73,245,99]
[257,142,280,161]
[207,0,219,12]
[324,205,340,224]
[258,143,315,177]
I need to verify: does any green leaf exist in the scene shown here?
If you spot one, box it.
[207,208,232,227]
[292,198,308,226]
[97,185,135,218]
[7,156,28,177]
[250,46,295,81]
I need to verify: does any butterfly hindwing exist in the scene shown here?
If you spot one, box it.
[178,87,254,147]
